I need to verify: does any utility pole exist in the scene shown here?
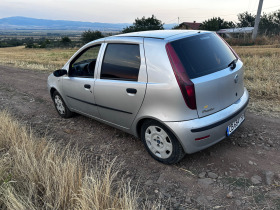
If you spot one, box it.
[178,17,180,25]
[252,0,264,40]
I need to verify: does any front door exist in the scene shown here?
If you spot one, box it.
[62,44,102,117]
[94,38,147,128]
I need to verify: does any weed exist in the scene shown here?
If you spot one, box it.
[223,176,251,188]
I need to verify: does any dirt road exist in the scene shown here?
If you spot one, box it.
[0,65,279,209]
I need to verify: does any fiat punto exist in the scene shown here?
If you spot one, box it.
[48,30,249,164]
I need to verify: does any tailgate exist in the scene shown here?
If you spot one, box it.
[192,60,244,117]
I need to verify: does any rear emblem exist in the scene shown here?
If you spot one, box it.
[234,74,239,83]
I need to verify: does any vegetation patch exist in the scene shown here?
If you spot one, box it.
[0,110,158,209]
[234,45,280,116]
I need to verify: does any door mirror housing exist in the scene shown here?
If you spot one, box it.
[53,69,67,77]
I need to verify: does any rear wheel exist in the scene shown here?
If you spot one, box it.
[52,91,73,118]
[141,120,185,164]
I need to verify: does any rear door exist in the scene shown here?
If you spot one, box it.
[170,33,244,117]
[94,37,147,128]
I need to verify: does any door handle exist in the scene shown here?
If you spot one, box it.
[126,88,137,94]
[84,84,91,89]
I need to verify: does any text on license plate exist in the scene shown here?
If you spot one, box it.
[226,114,245,136]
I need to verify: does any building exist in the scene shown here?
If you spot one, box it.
[182,21,201,30]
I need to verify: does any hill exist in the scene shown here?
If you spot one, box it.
[0,16,130,31]
[0,16,176,31]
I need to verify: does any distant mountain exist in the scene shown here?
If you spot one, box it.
[164,23,178,29]
[0,16,177,31]
[0,16,130,31]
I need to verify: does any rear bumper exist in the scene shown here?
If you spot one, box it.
[164,88,249,154]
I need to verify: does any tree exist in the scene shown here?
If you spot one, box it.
[199,17,235,31]
[237,10,280,36]
[81,30,104,44]
[237,12,255,27]
[61,36,71,44]
[122,15,164,33]
[259,10,280,35]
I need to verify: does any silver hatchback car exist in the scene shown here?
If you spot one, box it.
[48,30,249,164]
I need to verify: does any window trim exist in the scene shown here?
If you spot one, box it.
[68,44,101,78]
[100,43,141,82]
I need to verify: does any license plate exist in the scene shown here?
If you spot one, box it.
[226,114,245,136]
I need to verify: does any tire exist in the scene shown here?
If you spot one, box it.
[141,120,185,164]
[52,91,73,118]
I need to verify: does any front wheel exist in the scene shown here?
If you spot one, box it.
[52,91,73,118]
[141,120,185,164]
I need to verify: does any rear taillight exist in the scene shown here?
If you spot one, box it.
[166,43,197,110]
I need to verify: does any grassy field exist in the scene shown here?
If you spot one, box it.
[0,46,76,71]
[233,45,280,115]
[0,45,279,115]
[0,110,159,209]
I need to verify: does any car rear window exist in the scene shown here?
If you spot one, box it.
[101,43,140,81]
[170,33,236,79]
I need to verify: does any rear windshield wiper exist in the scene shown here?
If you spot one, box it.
[228,59,238,70]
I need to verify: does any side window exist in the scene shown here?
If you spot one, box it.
[100,44,140,81]
[69,45,101,77]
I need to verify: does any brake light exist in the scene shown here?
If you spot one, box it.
[166,43,197,110]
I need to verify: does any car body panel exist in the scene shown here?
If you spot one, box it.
[193,60,245,117]
[62,77,100,117]
[164,88,249,154]
[93,37,147,128]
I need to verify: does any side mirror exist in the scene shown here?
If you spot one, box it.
[53,69,67,77]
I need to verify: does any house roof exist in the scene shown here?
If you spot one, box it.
[183,22,201,30]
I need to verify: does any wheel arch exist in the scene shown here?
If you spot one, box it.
[137,117,186,164]
[135,117,182,146]
[50,87,57,98]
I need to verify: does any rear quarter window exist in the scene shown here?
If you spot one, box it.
[170,33,236,79]
[100,43,140,81]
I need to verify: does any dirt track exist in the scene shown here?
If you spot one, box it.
[0,65,280,209]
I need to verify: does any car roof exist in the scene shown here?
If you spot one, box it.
[115,30,209,40]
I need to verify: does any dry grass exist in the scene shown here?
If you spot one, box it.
[0,46,77,71]
[0,45,279,115]
[0,110,158,209]
[225,36,280,46]
[233,45,280,115]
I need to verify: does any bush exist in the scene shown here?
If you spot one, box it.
[81,30,104,44]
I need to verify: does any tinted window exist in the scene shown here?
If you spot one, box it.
[69,45,101,77]
[101,44,140,81]
[171,33,236,79]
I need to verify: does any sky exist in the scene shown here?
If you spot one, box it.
[1,0,280,24]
